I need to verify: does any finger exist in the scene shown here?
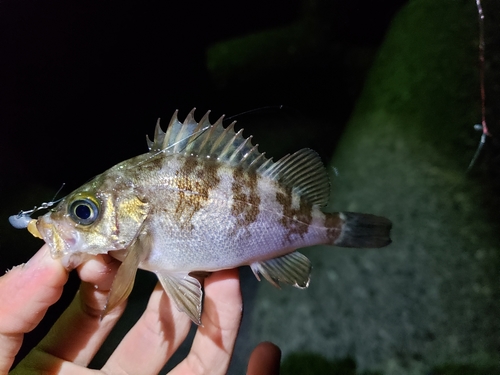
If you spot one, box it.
[101,281,192,375]
[247,342,281,375]
[30,254,124,367]
[171,268,242,375]
[0,245,68,374]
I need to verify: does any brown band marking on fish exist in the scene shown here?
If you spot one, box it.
[231,167,261,233]
[324,213,343,243]
[174,156,221,229]
[276,187,313,241]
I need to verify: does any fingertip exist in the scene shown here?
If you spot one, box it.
[24,244,65,273]
[13,244,68,288]
[76,255,123,317]
[247,341,281,375]
[77,254,121,291]
[206,268,240,284]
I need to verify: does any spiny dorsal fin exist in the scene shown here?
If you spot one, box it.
[146,109,330,206]
[258,148,330,206]
[147,109,207,153]
[146,108,270,170]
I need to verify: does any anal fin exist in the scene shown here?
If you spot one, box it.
[250,251,311,289]
[156,271,203,325]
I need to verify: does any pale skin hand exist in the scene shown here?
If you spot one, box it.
[0,245,281,375]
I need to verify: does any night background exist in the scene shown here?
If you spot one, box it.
[1,0,499,374]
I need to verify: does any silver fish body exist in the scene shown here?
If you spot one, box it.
[31,109,392,323]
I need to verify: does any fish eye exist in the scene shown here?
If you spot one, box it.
[68,198,99,225]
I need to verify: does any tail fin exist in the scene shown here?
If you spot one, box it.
[334,212,392,248]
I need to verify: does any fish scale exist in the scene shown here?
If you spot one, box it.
[24,108,392,324]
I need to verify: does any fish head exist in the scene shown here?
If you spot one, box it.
[31,173,149,267]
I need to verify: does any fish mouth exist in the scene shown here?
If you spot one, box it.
[34,215,78,259]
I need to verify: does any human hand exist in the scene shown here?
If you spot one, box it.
[1,245,281,374]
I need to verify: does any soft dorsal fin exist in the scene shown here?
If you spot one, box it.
[146,108,270,170]
[259,148,330,206]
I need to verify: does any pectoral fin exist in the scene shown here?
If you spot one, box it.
[250,251,312,289]
[156,271,203,325]
[102,230,151,317]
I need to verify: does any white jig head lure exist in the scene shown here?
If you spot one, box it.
[9,184,66,237]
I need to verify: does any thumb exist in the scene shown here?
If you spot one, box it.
[0,245,68,373]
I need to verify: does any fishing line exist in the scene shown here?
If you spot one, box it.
[223,105,286,123]
[8,183,66,229]
[468,0,492,171]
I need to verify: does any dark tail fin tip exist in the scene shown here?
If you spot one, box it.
[335,212,392,248]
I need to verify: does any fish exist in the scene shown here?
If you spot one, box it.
[23,108,392,324]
